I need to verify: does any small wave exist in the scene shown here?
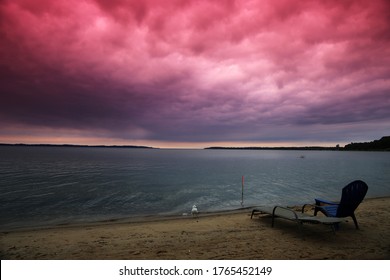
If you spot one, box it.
[0,189,31,197]
[23,192,55,198]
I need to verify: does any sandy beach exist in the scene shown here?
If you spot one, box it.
[1,197,389,260]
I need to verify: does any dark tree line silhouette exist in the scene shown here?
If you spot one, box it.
[344,136,390,151]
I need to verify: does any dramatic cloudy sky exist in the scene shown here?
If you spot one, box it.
[1,0,389,148]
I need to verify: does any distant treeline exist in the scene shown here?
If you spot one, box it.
[205,146,341,151]
[1,136,389,151]
[0,143,155,149]
[344,136,390,151]
[206,136,390,151]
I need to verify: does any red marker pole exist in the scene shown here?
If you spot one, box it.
[241,175,244,207]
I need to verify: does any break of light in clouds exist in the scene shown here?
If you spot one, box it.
[1,0,389,148]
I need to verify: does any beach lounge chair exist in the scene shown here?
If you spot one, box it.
[312,180,368,229]
[251,206,346,232]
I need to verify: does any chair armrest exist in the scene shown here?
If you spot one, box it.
[315,198,340,205]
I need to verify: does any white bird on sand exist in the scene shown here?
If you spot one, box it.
[191,205,198,217]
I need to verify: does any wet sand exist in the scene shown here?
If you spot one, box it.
[1,197,389,259]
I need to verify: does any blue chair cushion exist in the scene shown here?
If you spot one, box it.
[321,205,338,217]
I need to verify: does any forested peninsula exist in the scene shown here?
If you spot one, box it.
[206,136,390,151]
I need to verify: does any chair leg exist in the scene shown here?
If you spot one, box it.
[314,202,321,216]
[330,224,336,234]
[250,209,257,219]
[351,214,359,230]
[299,222,304,236]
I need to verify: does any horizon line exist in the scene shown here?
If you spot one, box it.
[0,142,349,150]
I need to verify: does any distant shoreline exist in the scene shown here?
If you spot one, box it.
[0,143,156,149]
[205,146,342,151]
[1,136,389,151]
[204,146,389,151]
[206,136,390,151]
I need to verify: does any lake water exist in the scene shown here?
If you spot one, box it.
[0,146,389,230]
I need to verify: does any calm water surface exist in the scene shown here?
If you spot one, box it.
[0,146,389,229]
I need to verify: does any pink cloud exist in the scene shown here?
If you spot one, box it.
[0,0,389,146]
